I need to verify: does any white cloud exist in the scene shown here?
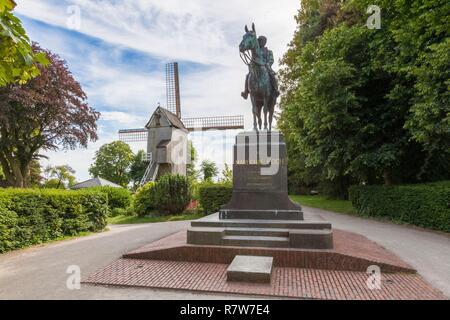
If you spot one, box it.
[15,0,300,181]
[84,62,166,115]
[100,111,147,126]
[16,0,299,66]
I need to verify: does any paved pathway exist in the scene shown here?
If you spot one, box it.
[0,207,448,299]
[306,206,450,297]
[0,221,256,299]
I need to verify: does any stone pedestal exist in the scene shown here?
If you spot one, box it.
[187,131,333,250]
[220,131,302,220]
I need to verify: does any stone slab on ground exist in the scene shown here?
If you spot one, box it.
[83,258,446,300]
[227,255,273,283]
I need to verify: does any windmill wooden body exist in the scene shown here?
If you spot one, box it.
[119,62,244,185]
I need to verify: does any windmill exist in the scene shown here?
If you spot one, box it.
[119,62,245,185]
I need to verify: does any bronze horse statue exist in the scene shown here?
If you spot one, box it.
[239,23,277,132]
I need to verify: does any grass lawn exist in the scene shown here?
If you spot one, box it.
[108,197,356,224]
[1,229,109,254]
[107,212,205,224]
[289,195,356,215]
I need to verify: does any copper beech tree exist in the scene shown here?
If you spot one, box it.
[0,44,100,187]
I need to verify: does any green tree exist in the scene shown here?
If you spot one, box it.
[129,150,147,189]
[0,0,48,86]
[0,164,5,185]
[89,141,134,187]
[200,160,218,182]
[44,164,76,189]
[220,163,233,184]
[187,140,199,183]
[29,159,42,187]
[0,45,99,187]
[42,178,65,189]
[279,0,450,197]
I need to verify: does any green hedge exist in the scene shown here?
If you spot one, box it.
[134,174,191,216]
[153,174,191,215]
[133,182,156,217]
[349,181,450,232]
[0,188,109,253]
[90,186,131,210]
[199,183,232,214]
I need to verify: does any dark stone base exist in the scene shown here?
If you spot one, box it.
[219,209,303,220]
[187,213,334,249]
[220,131,303,220]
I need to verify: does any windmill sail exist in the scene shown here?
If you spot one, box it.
[118,62,245,185]
[166,62,181,118]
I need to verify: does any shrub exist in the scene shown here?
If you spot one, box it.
[133,182,156,217]
[153,174,191,215]
[0,188,109,253]
[0,199,18,253]
[349,181,450,232]
[110,207,126,217]
[190,180,202,201]
[199,183,232,214]
[90,186,131,210]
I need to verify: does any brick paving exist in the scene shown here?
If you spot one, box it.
[84,258,446,300]
[83,227,447,299]
[123,229,415,273]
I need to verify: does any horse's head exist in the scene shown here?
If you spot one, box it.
[239,23,258,53]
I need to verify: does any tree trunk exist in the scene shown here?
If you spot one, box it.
[0,153,29,187]
[383,169,393,186]
[0,154,16,186]
[10,157,25,187]
[21,163,31,188]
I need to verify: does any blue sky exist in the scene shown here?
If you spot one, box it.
[15,0,300,181]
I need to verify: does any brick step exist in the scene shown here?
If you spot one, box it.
[191,219,331,230]
[222,235,290,248]
[224,227,289,237]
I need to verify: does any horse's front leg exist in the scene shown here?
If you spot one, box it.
[251,95,258,131]
[263,98,268,130]
[268,108,273,132]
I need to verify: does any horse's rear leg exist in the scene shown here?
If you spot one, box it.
[263,98,269,130]
[258,108,262,130]
[268,98,275,132]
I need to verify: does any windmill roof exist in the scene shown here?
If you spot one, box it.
[71,177,123,189]
[145,107,188,132]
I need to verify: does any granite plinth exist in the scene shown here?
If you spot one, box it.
[219,131,302,220]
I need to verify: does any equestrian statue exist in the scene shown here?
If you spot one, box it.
[239,23,279,132]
